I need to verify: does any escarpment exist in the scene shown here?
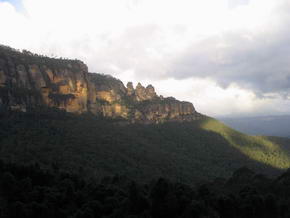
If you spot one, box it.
[0,45,201,123]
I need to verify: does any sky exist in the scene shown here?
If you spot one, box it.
[0,0,290,117]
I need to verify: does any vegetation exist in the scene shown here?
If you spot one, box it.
[0,110,289,185]
[88,73,124,92]
[0,160,290,218]
[0,44,85,74]
[1,44,290,217]
[201,118,290,169]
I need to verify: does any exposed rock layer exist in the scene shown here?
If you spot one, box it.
[0,45,201,123]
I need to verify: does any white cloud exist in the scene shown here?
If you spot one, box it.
[0,0,290,117]
[134,77,283,117]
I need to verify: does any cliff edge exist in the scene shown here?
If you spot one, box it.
[0,45,201,123]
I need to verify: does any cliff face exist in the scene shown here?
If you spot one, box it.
[0,45,201,123]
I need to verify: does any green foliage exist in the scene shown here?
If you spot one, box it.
[201,118,290,169]
[0,44,85,73]
[0,87,8,99]
[88,73,124,92]
[0,110,289,185]
[0,161,290,218]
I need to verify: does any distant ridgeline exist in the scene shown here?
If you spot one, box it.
[0,45,201,123]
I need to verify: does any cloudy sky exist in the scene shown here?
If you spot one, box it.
[1,0,290,117]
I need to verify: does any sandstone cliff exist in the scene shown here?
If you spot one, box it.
[0,45,201,123]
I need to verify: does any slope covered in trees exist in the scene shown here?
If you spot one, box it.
[0,110,290,184]
[1,160,290,218]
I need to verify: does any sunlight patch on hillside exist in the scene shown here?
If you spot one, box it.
[200,118,290,169]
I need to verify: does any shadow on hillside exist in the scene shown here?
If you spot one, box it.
[0,110,288,185]
[198,117,290,174]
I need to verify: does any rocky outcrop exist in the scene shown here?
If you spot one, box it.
[134,83,158,101]
[0,45,201,123]
[126,82,134,96]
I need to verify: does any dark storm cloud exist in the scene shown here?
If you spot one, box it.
[168,2,290,98]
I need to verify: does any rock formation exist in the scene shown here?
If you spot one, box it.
[0,45,201,123]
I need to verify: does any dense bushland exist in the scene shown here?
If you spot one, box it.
[0,160,290,218]
[0,110,289,184]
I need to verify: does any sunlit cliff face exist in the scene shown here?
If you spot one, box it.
[1,0,290,117]
[0,46,201,123]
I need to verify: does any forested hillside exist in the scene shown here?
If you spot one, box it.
[1,45,290,217]
[1,160,290,218]
[1,110,290,184]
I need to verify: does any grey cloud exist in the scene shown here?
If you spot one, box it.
[168,9,290,98]
[80,24,170,79]
[33,0,290,101]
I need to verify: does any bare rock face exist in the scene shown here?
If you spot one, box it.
[134,97,200,123]
[87,73,129,118]
[135,83,147,101]
[126,82,134,96]
[0,45,201,123]
[145,84,157,99]
[133,82,158,102]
